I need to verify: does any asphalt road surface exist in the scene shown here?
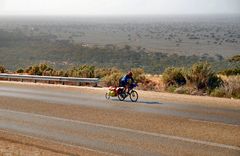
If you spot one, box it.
[0,83,239,156]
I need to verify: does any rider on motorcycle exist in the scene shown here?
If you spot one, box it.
[119,71,135,93]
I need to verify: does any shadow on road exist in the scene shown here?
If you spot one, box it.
[111,99,162,105]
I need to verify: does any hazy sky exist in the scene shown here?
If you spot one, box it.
[0,0,240,16]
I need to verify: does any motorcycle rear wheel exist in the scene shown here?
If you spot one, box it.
[105,92,110,100]
[118,93,126,101]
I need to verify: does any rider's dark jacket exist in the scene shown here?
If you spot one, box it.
[119,75,134,87]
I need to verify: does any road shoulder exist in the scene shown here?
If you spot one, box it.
[1,81,239,108]
[0,130,111,156]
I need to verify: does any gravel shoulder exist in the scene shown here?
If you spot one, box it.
[0,130,110,156]
[1,81,239,108]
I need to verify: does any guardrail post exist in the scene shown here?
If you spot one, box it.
[21,79,23,82]
[62,81,65,85]
[34,80,37,83]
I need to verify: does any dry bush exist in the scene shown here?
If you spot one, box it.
[223,76,240,98]
[210,87,226,98]
[185,62,222,91]
[94,67,121,78]
[162,67,186,87]
[131,68,146,83]
[162,62,222,95]
[219,68,240,76]
[0,65,6,73]
[67,65,95,78]
[185,62,212,90]
[95,68,123,87]
[101,72,123,87]
[25,64,54,76]
[139,75,164,91]
[211,76,240,98]
[174,86,192,94]
[16,68,24,74]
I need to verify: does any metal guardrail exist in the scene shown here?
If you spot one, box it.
[0,74,99,86]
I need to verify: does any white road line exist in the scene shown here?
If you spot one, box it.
[0,129,119,156]
[0,109,240,151]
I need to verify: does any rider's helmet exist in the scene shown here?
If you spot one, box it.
[127,71,133,77]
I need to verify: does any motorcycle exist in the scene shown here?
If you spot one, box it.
[105,83,138,102]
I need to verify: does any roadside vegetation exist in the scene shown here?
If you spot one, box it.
[163,62,223,95]
[0,65,6,73]
[162,55,240,98]
[0,55,239,99]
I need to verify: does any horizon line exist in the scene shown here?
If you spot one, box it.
[0,13,240,17]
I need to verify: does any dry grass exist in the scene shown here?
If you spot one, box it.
[0,130,107,156]
[222,75,240,98]
[211,75,240,98]
[0,140,57,156]
[138,75,165,92]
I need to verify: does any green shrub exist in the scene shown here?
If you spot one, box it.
[162,67,186,87]
[207,75,223,90]
[184,62,222,90]
[162,62,223,94]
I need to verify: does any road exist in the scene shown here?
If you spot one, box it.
[0,82,240,156]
